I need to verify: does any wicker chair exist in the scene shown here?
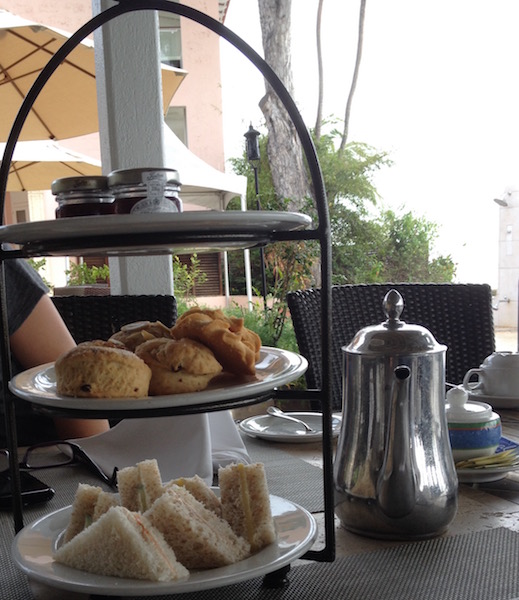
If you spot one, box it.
[51,294,177,343]
[287,283,496,410]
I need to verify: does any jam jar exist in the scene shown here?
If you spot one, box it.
[107,168,183,214]
[52,176,115,218]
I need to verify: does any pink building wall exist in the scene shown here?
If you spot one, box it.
[1,0,226,170]
[173,0,226,171]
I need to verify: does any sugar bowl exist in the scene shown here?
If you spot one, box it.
[446,387,501,462]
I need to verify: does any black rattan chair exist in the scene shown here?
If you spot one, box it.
[51,294,177,343]
[287,283,496,410]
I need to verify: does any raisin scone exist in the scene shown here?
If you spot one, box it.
[55,341,152,398]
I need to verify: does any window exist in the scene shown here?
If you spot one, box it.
[15,209,27,223]
[159,12,182,68]
[165,107,188,145]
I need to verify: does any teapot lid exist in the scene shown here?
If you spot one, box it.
[345,289,446,356]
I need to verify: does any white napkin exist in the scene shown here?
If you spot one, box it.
[70,410,250,485]
[209,410,251,470]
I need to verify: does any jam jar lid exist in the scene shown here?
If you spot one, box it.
[51,176,110,194]
[107,168,181,187]
[445,387,494,423]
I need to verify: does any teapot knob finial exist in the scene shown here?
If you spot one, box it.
[383,289,404,322]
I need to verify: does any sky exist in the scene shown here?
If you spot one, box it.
[220,0,519,288]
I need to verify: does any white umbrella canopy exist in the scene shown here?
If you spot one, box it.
[0,139,101,191]
[162,125,246,210]
[0,10,186,142]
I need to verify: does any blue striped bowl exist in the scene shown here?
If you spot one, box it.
[448,416,502,461]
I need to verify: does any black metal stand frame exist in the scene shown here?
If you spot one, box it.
[0,0,334,566]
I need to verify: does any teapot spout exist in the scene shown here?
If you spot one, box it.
[377,365,417,519]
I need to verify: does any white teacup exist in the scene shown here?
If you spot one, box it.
[463,352,519,397]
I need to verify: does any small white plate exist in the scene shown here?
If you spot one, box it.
[467,390,519,409]
[12,495,317,596]
[9,347,307,412]
[456,437,519,483]
[456,464,519,483]
[239,412,342,443]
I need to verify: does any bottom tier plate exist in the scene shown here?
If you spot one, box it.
[12,494,317,596]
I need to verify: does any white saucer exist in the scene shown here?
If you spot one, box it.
[456,437,519,483]
[456,464,519,483]
[466,391,519,409]
[239,412,342,443]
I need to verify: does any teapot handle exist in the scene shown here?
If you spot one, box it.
[377,365,416,519]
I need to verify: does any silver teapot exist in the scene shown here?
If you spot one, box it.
[334,289,458,539]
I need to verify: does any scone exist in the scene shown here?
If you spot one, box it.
[55,342,152,398]
[109,320,172,351]
[171,308,261,376]
[135,337,223,395]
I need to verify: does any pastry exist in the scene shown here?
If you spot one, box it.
[109,320,172,351]
[135,337,223,394]
[171,308,261,376]
[55,341,152,398]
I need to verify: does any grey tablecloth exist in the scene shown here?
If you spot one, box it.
[129,527,519,600]
[6,524,519,600]
[241,433,324,513]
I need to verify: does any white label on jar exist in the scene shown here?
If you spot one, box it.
[130,197,180,213]
[130,171,180,214]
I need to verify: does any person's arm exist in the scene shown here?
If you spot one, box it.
[10,294,110,439]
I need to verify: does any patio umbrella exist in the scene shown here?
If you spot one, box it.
[0,10,186,142]
[0,139,101,191]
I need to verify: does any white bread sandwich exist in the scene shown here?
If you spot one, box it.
[54,506,189,582]
[218,463,277,552]
[145,484,250,569]
[165,474,222,516]
[63,483,119,543]
[117,459,164,512]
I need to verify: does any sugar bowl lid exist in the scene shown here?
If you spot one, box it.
[445,387,493,422]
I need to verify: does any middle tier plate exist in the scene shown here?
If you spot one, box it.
[9,347,307,412]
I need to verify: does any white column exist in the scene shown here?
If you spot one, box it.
[496,191,519,329]
[92,0,173,295]
[240,193,253,310]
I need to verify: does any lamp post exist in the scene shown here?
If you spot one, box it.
[244,124,268,310]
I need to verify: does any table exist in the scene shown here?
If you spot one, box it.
[295,409,519,559]
[3,410,519,599]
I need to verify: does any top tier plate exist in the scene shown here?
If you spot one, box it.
[0,211,312,257]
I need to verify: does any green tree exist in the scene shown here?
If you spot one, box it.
[229,126,455,293]
[172,254,207,303]
[332,207,456,283]
[377,209,456,282]
[65,263,110,286]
